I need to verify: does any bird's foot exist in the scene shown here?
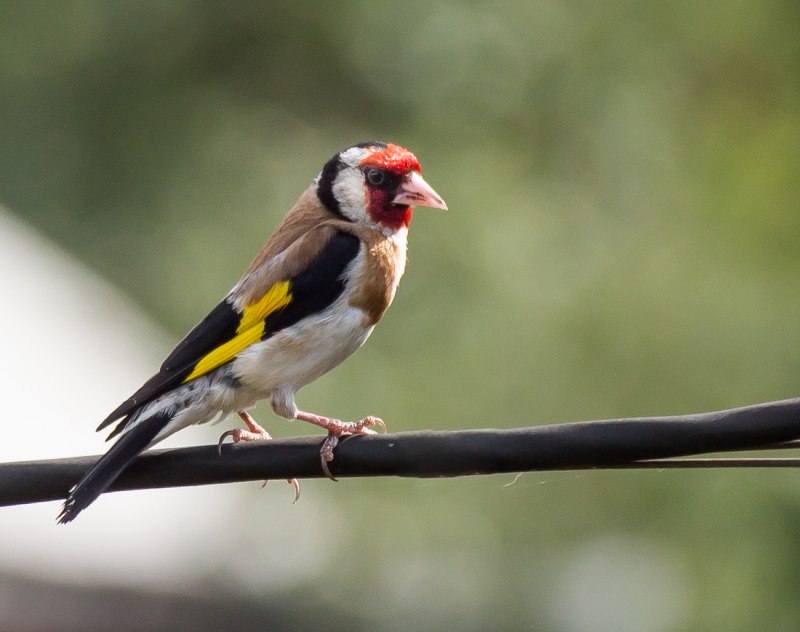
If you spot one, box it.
[295,412,386,481]
[217,411,272,453]
[218,411,300,502]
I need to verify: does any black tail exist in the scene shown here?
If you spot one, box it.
[58,412,171,524]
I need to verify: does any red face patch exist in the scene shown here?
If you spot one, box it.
[359,143,421,175]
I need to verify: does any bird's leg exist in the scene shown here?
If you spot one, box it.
[294,411,387,481]
[218,411,300,503]
[218,411,272,446]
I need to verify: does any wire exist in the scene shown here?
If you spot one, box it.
[3,396,800,508]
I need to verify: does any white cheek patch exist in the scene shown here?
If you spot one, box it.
[332,167,369,223]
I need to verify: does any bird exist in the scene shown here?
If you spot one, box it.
[57,141,446,523]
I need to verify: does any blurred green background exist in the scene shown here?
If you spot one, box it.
[2,1,800,630]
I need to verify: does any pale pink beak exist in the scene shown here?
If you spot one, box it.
[392,171,448,210]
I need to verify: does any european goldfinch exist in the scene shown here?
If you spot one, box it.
[58,141,446,523]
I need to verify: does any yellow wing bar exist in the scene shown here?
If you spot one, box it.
[183,281,292,382]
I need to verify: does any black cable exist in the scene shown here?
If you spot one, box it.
[2,397,800,508]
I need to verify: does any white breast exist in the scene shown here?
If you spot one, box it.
[231,295,374,398]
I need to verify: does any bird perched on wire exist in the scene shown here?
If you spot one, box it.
[58,141,447,523]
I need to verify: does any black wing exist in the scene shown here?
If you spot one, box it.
[97,231,361,436]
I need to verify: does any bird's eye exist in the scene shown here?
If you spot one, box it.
[366,169,385,186]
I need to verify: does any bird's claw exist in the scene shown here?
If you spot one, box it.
[217,426,272,456]
[288,477,301,503]
[320,434,339,481]
[260,478,301,503]
[318,415,386,481]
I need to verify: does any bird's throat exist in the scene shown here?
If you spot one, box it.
[368,204,413,232]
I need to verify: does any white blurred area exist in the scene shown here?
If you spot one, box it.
[0,207,339,592]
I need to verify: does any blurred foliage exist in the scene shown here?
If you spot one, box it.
[2,0,800,630]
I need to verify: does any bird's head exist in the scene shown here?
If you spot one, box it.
[316,141,447,233]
